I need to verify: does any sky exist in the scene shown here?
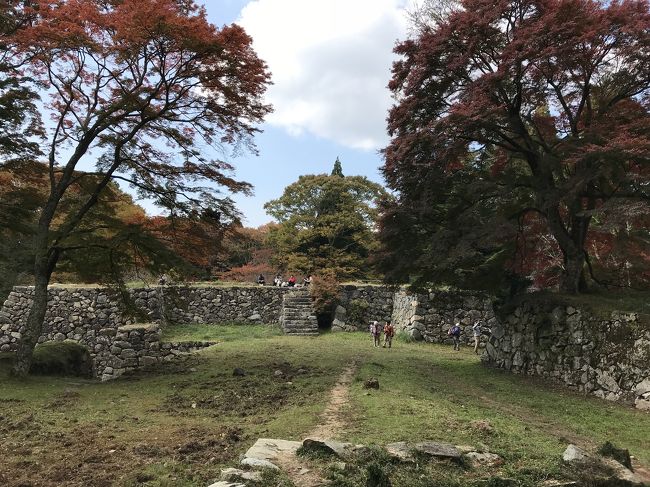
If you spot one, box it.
[191,0,410,226]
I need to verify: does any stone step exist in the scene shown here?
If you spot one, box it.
[282,319,317,325]
[283,325,318,332]
[284,325,318,330]
[281,292,316,336]
[282,313,313,319]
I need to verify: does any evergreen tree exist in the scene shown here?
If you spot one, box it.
[331,157,344,177]
[265,159,388,279]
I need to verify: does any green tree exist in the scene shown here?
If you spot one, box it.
[0,162,193,303]
[0,1,42,162]
[264,159,388,279]
[331,157,344,177]
[5,0,271,376]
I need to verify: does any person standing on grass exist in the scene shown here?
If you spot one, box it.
[448,321,462,351]
[472,321,482,354]
[383,320,395,348]
[369,321,381,347]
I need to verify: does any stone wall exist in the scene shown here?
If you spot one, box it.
[0,285,289,339]
[391,290,495,347]
[483,299,650,409]
[1,284,648,406]
[332,285,394,332]
[0,287,218,380]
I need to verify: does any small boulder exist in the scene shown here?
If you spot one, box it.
[363,378,379,389]
[208,482,246,487]
[598,441,632,470]
[465,451,504,468]
[220,467,262,482]
[635,392,650,411]
[562,444,590,463]
[273,369,284,377]
[232,367,246,377]
[413,441,462,461]
[302,438,352,458]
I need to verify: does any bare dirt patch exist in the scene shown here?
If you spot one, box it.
[273,360,359,487]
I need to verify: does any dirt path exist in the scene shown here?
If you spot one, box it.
[307,360,358,439]
[274,361,359,487]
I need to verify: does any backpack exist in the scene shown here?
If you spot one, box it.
[449,325,461,336]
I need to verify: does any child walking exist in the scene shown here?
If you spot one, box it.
[369,321,382,347]
[383,321,395,348]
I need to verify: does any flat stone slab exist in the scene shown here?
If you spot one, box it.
[207,482,246,487]
[302,438,353,458]
[414,441,462,460]
[118,323,158,331]
[240,438,301,471]
[244,438,302,461]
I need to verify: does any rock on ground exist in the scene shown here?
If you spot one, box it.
[220,468,262,482]
[413,441,462,461]
[240,438,302,471]
[465,451,503,468]
[385,442,414,462]
[562,444,645,485]
[301,438,352,458]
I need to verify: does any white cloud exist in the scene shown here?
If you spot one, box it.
[238,0,408,151]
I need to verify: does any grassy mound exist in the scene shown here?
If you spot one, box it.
[29,341,93,378]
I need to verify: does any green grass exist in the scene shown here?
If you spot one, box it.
[160,323,284,342]
[0,330,648,487]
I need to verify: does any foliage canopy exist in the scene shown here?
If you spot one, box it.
[380,0,650,294]
[265,160,389,279]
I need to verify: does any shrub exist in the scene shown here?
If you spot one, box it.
[310,269,340,315]
[347,298,369,326]
[29,341,93,377]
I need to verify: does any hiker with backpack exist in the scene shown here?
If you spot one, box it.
[448,321,462,351]
[383,320,395,348]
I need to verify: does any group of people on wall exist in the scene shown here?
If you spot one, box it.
[256,273,311,288]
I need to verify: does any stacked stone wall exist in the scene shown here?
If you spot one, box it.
[0,287,223,380]
[391,290,495,347]
[483,300,650,408]
[332,285,394,332]
[1,284,648,407]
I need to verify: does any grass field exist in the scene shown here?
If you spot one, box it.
[0,326,648,487]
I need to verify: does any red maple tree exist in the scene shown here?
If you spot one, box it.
[383,0,650,294]
[4,0,271,375]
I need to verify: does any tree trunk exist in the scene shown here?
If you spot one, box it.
[559,250,586,294]
[11,258,50,377]
[11,201,59,377]
[545,204,591,295]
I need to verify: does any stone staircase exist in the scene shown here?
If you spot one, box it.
[281,289,319,336]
